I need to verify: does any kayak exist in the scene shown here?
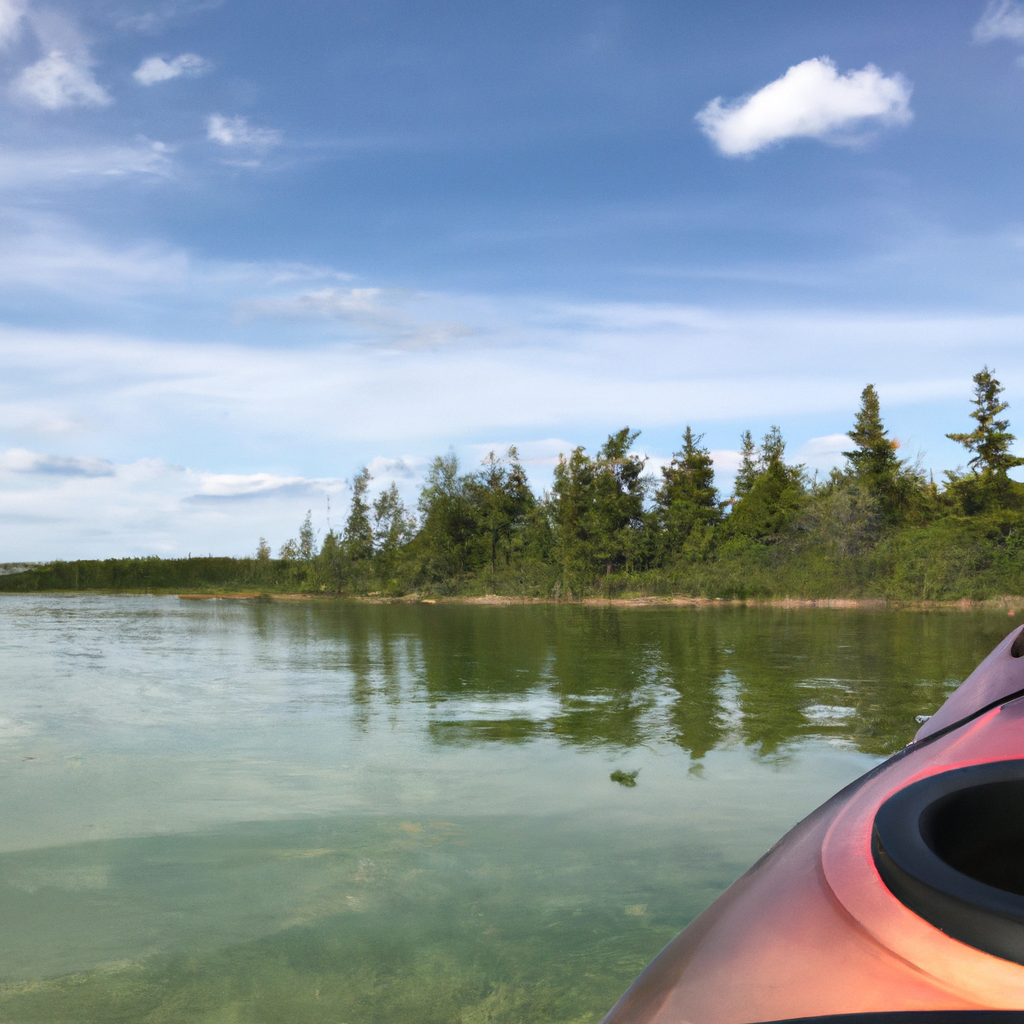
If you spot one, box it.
[600,627,1024,1024]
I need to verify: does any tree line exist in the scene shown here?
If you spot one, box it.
[267,366,1024,600]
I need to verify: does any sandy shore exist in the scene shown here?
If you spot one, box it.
[176,592,1023,612]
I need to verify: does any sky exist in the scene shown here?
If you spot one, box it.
[2,0,1024,559]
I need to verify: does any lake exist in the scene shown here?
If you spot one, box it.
[0,596,1012,1023]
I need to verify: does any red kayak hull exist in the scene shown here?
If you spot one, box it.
[601,627,1024,1024]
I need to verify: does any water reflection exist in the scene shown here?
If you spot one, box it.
[248,602,1004,760]
[0,598,1013,1024]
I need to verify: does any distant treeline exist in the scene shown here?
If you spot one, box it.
[6,367,1024,601]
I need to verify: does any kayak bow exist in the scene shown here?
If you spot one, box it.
[601,626,1024,1024]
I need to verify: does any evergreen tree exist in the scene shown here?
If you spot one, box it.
[298,510,317,561]
[592,428,647,575]
[844,385,901,481]
[549,428,647,584]
[655,426,721,558]
[343,468,374,562]
[372,484,416,583]
[946,367,1024,489]
[725,426,806,543]
[472,447,535,572]
[843,385,917,522]
[733,430,759,498]
[417,452,479,585]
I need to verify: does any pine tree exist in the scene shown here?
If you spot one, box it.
[843,385,915,522]
[655,427,721,558]
[658,427,718,510]
[372,484,416,584]
[733,430,758,498]
[725,426,806,543]
[843,385,901,481]
[947,368,1024,480]
[473,447,535,571]
[343,468,374,562]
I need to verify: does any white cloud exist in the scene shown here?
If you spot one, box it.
[0,0,25,46]
[696,57,912,157]
[244,286,476,346]
[0,449,346,559]
[12,50,111,109]
[206,113,281,148]
[193,472,316,498]
[794,434,852,471]
[133,53,211,85]
[252,286,397,320]
[1,292,1024,557]
[0,141,170,189]
[115,0,225,34]
[974,0,1024,42]
[0,447,114,476]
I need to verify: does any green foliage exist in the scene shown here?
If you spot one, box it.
[549,428,648,591]
[946,367,1024,513]
[471,448,535,572]
[723,426,806,544]
[7,370,1024,602]
[372,483,416,589]
[843,384,921,523]
[653,427,721,564]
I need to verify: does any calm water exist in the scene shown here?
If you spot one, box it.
[0,596,1013,1023]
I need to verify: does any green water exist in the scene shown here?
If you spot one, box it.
[0,597,1013,1023]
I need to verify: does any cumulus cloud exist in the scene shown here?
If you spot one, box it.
[696,57,912,157]
[0,0,25,46]
[974,0,1024,42]
[13,50,111,109]
[133,52,211,85]
[206,113,280,148]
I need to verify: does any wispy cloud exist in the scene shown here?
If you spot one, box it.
[206,114,281,148]
[193,471,320,498]
[114,0,225,34]
[13,50,111,109]
[0,448,114,476]
[134,53,211,85]
[0,141,171,188]
[0,0,25,46]
[244,286,476,346]
[0,450,344,559]
[974,0,1024,42]
[696,57,912,157]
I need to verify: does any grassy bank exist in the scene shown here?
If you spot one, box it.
[0,549,1022,608]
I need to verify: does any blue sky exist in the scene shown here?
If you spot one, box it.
[2,0,1024,558]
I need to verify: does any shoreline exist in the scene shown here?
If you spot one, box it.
[173,592,1023,611]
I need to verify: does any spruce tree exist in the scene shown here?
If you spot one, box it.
[843,385,914,522]
[843,385,901,481]
[655,427,721,558]
[725,426,806,544]
[343,468,374,562]
[946,368,1024,479]
[658,427,718,511]
[733,430,758,498]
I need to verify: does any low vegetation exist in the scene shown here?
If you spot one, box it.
[5,367,1024,602]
